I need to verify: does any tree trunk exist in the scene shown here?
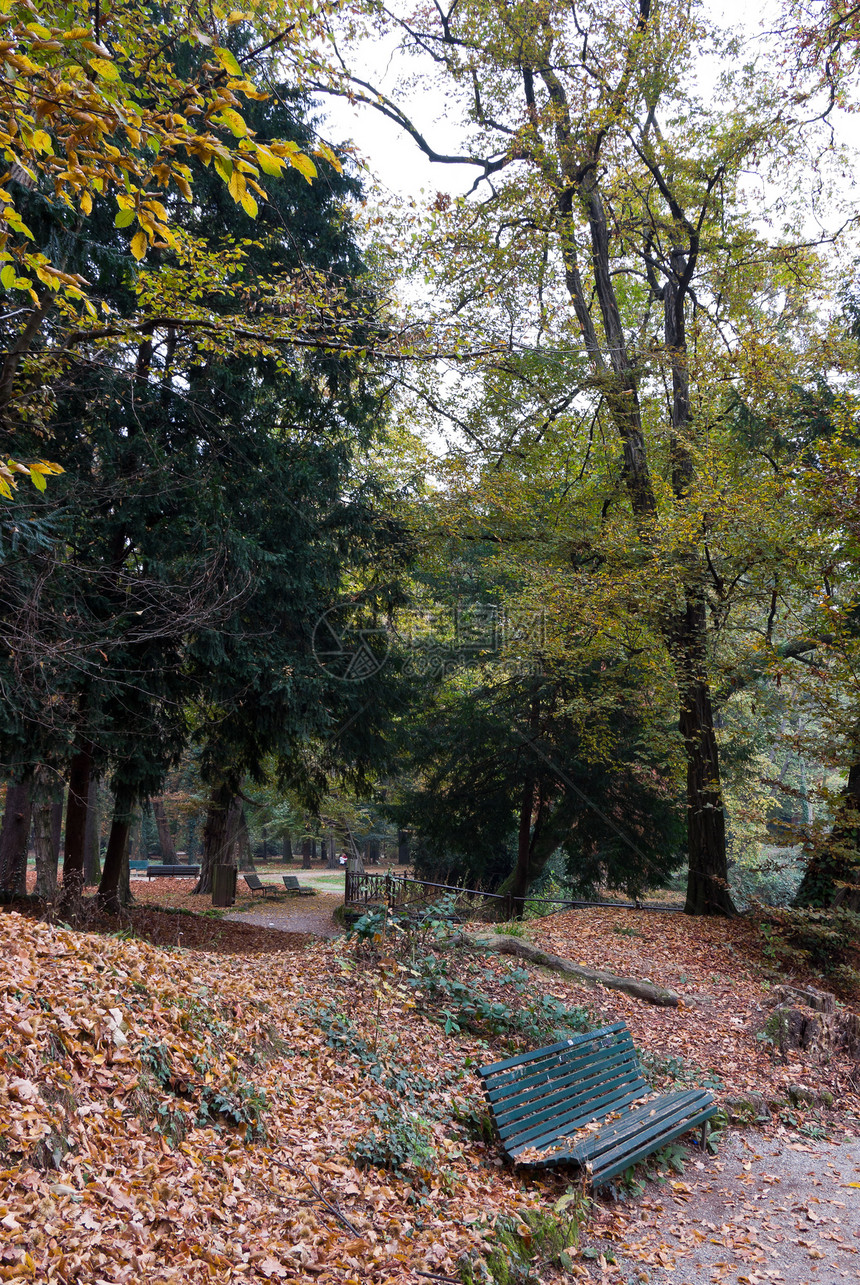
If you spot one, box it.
[60,745,93,909]
[83,776,101,885]
[51,795,63,866]
[33,769,61,901]
[326,833,339,869]
[195,783,241,894]
[98,783,136,913]
[507,777,536,918]
[796,743,860,909]
[261,824,268,861]
[398,829,409,864]
[152,797,177,861]
[283,832,293,862]
[674,591,736,917]
[0,775,33,896]
[236,808,254,869]
[301,837,312,870]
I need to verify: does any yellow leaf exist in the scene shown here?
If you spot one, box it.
[228,169,246,202]
[214,153,233,184]
[0,264,15,290]
[29,468,46,491]
[240,191,258,217]
[314,141,343,173]
[88,56,120,81]
[217,108,247,138]
[81,190,92,216]
[255,146,284,177]
[288,152,317,184]
[130,231,146,261]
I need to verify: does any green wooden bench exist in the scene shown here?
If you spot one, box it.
[146,864,200,878]
[243,872,266,894]
[478,1021,717,1188]
[283,874,315,896]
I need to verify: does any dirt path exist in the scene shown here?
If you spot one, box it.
[223,895,341,938]
[584,1128,860,1284]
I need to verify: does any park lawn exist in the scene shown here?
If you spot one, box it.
[2,903,859,1284]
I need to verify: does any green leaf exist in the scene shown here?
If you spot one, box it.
[29,468,46,492]
[0,265,16,290]
[216,47,242,76]
[214,154,233,184]
[114,209,135,228]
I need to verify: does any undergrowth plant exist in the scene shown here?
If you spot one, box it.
[459,1191,590,1285]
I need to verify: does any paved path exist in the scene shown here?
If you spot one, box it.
[588,1129,860,1284]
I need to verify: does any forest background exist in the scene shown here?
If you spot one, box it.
[1,0,860,942]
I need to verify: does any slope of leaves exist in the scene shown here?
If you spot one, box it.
[4,904,860,1284]
[0,911,559,1283]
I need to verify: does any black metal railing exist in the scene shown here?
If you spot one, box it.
[343,870,684,921]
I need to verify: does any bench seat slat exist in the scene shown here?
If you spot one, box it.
[588,1100,717,1185]
[564,1091,707,1163]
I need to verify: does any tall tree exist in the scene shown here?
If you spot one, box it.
[312,0,845,913]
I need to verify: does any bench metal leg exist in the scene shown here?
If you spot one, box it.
[701,1120,709,1151]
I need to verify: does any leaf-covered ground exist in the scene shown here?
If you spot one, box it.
[2,903,860,1284]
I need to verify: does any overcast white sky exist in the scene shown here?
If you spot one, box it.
[315,0,785,202]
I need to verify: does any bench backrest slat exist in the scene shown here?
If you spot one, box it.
[493,1060,647,1137]
[478,1022,628,1078]
[283,875,300,888]
[485,1036,638,1106]
[244,873,264,889]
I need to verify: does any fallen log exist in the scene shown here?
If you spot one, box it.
[456,932,680,1008]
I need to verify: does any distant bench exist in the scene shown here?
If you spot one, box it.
[242,872,315,896]
[283,874,314,896]
[146,864,200,878]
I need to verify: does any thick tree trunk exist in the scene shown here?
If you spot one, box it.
[508,776,535,917]
[152,797,177,861]
[51,796,63,867]
[675,593,736,917]
[398,829,409,865]
[0,775,34,896]
[194,784,240,893]
[60,746,93,910]
[796,748,860,909]
[283,832,293,862]
[83,777,101,885]
[301,837,312,870]
[33,770,61,901]
[236,808,254,869]
[98,784,136,913]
